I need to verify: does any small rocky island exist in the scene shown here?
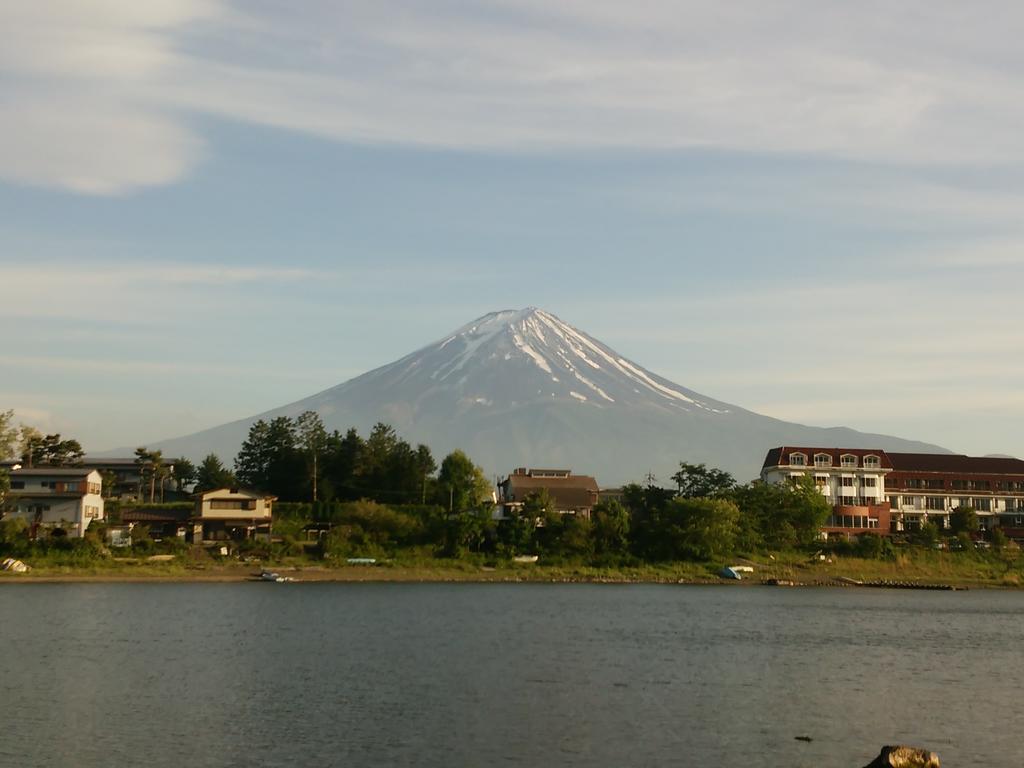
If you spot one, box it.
[864,746,940,767]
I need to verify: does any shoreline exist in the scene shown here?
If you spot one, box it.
[0,561,1017,588]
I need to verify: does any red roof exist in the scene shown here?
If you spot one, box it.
[762,447,893,470]
[888,453,1024,476]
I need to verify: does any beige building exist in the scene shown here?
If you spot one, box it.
[4,468,104,538]
[191,487,275,542]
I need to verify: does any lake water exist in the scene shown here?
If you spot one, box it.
[1,583,1021,767]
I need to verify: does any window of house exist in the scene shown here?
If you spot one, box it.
[974,498,991,512]
[210,500,245,510]
[841,495,855,506]
[926,496,946,510]
[863,455,880,468]
[926,479,944,489]
[814,454,832,467]
[10,481,24,489]
[814,475,828,487]
[841,477,854,487]
[863,477,877,487]
[840,455,857,468]
[789,453,807,466]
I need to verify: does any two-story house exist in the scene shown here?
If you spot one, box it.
[190,487,276,543]
[497,468,600,519]
[4,467,104,538]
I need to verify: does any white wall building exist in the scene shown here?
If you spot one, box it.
[4,468,104,538]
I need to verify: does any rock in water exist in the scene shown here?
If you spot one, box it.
[863,745,940,768]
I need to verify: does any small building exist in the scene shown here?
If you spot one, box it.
[3,467,104,538]
[497,468,600,519]
[191,487,275,543]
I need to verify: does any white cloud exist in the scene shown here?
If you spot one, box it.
[5,1,1024,193]
[0,0,218,194]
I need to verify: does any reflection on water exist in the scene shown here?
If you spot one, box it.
[1,583,1021,768]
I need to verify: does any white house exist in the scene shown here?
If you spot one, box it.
[4,468,104,538]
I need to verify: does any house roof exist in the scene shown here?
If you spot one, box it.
[502,472,600,510]
[762,447,892,470]
[191,487,277,500]
[8,468,97,477]
[122,509,191,524]
[888,453,1024,476]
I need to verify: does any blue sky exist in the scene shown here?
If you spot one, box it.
[1,1,1022,458]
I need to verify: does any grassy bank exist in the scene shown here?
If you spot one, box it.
[2,547,1023,587]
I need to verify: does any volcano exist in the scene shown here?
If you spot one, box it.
[138,307,947,484]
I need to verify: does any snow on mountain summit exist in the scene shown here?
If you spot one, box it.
[400,307,729,415]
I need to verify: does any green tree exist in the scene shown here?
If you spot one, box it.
[950,506,979,536]
[134,447,163,502]
[436,450,492,514]
[235,417,303,497]
[323,428,364,501]
[172,457,197,492]
[194,453,237,493]
[915,520,940,548]
[990,527,1008,552]
[671,462,736,498]
[648,497,741,561]
[730,477,831,550]
[18,426,44,467]
[295,411,328,502]
[591,499,631,557]
[0,410,18,460]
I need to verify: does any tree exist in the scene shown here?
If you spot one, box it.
[950,506,979,536]
[645,497,741,561]
[295,411,328,502]
[235,417,302,497]
[730,476,831,550]
[172,457,196,492]
[591,499,631,557]
[436,450,492,514]
[195,453,236,493]
[18,426,44,467]
[671,462,736,498]
[133,448,164,503]
[0,410,18,460]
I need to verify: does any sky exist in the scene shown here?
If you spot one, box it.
[1,0,1022,458]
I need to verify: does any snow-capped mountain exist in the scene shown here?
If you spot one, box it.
[137,308,948,484]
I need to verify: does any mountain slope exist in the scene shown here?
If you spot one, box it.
[133,308,949,484]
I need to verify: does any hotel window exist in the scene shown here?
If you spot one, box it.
[863,455,880,469]
[926,479,944,489]
[974,498,991,512]
[840,455,857,468]
[868,518,879,528]
[841,496,856,506]
[789,453,807,466]
[862,477,877,488]
[841,477,854,487]
[814,454,832,467]
[10,481,24,489]
[814,475,828,488]
[926,496,946,510]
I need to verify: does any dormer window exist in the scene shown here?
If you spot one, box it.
[863,455,880,469]
[840,454,858,468]
[814,453,832,468]
[789,452,807,466]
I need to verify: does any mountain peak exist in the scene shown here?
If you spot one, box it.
[136,307,951,484]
